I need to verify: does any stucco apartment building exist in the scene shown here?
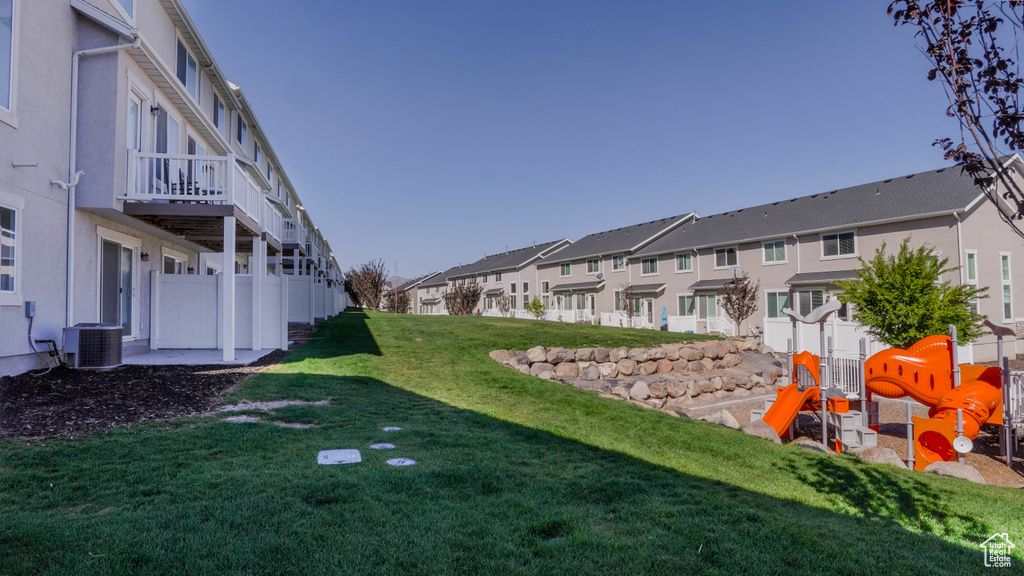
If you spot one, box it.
[0,0,343,377]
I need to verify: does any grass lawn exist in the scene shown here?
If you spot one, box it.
[1,310,1022,575]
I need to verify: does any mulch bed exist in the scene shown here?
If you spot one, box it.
[0,323,315,441]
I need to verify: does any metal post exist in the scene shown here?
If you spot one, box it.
[1003,356,1013,469]
[906,403,915,470]
[787,338,794,385]
[820,322,828,447]
[956,408,965,465]
[859,338,868,428]
[950,325,961,389]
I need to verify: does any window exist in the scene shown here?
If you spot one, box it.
[510,295,517,309]
[115,0,133,18]
[175,40,198,100]
[0,204,16,293]
[612,254,625,270]
[1,0,14,112]
[1002,253,1013,320]
[966,251,979,314]
[675,253,692,272]
[542,295,549,308]
[560,263,570,277]
[766,291,789,318]
[254,142,261,164]
[237,115,247,146]
[587,258,599,274]
[267,164,274,184]
[763,240,786,263]
[127,94,141,152]
[163,255,184,275]
[614,291,624,311]
[822,231,856,258]
[678,295,695,316]
[510,283,516,293]
[495,272,502,281]
[213,95,226,136]
[541,281,549,293]
[561,296,572,311]
[522,282,529,293]
[715,247,737,268]
[576,294,586,310]
[698,294,717,319]
[797,290,824,316]
[641,257,658,275]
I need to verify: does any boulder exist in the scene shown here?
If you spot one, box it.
[490,350,511,363]
[598,362,619,379]
[581,365,601,381]
[611,385,630,399]
[629,348,650,362]
[699,342,721,360]
[656,359,674,374]
[733,375,751,390]
[721,377,736,392]
[712,390,728,399]
[639,361,659,376]
[646,398,666,409]
[701,357,716,372]
[517,365,531,374]
[530,362,555,377]
[593,347,611,363]
[666,380,688,398]
[664,397,692,411]
[696,409,741,429]
[794,439,831,454]
[923,461,986,484]
[743,420,782,444]
[738,339,757,351]
[678,346,702,362]
[629,381,651,400]
[576,348,595,362]
[758,344,775,355]
[546,347,566,364]
[628,399,657,410]
[751,386,767,396]
[539,371,556,380]
[610,346,629,362]
[510,350,531,366]
[857,447,908,469]
[662,344,682,361]
[733,388,751,397]
[555,362,580,379]
[721,353,742,368]
[710,376,724,391]
[648,381,668,399]
[648,347,666,360]
[578,380,612,394]
[672,360,689,373]
[698,380,715,394]
[526,346,547,363]
[748,375,765,389]
[617,359,637,376]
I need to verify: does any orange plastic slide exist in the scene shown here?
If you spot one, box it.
[760,351,821,437]
[864,335,1004,470]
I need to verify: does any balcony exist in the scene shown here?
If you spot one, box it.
[282,218,308,252]
[124,151,281,253]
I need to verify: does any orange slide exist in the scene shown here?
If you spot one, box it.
[864,335,1004,470]
[760,351,821,438]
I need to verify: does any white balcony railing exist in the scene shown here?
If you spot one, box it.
[262,200,283,243]
[127,151,264,227]
[283,218,307,245]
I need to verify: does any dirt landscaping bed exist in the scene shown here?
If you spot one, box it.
[0,323,315,441]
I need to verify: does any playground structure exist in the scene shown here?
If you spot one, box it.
[752,304,1023,472]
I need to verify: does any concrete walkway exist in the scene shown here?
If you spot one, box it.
[123,348,278,366]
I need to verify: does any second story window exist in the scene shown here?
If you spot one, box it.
[822,231,856,258]
[237,115,247,147]
[495,272,501,281]
[175,40,198,100]
[254,142,260,164]
[267,164,274,184]
[641,257,658,275]
[560,263,571,277]
[676,253,692,272]
[763,240,786,263]
[612,254,625,270]
[213,95,226,137]
[715,247,737,268]
[587,258,600,274]
[0,0,13,112]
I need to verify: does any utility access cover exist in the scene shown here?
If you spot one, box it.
[386,458,416,467]
[317,449,362,465]
[382,426,402,431]
[369,443,395,449]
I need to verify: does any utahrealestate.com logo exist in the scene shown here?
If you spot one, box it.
[981,533,1015,568]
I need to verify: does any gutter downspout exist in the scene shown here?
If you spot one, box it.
[953,211,964,285]
[58,36,142,329]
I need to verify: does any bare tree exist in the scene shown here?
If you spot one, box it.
[496,293,511,318]
[890,1,1024,237]
[721,273,760,329]
[615,284,637,326]
[383,288,410,314]
[345,259,387,310]
[443,283,485,316]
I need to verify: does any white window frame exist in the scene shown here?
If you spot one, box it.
[0,0,20,128]
[96,226,142,340]
[495,272,502,282]
[765,290,789,318]
[1001,252,1013,321]
[677,293,695,317]
[175,37,199,103]
[697,293,717,319]
[236,112,247,148]
[762,239,787,265]
[213,94,227,137]
[796,289,825,317]
[675,252,692,273]
[0,189,24,306]
[541,281,549,294]
[559,263,571,278]
[110,0,135,22]
[714,247,738,269]
[254,141,261,165]
[820,230,857,260]
[161,246,189,275]
[586,258,600,275]
[966,250,979,314]
[641,257,659,276]
[612,254,625,271]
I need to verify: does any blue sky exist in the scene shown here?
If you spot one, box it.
[180,0,953,278]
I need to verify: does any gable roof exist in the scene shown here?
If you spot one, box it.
[634,164,988,258]
[420,263,475,289]
[539,212,696,265]
[449,239,572,278]
[395,271,442,292]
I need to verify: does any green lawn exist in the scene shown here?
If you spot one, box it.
[1,310,1022,575]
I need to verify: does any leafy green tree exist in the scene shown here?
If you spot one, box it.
[524,296,547,320]
[835,238,986,349]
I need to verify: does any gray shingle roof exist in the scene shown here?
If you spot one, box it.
[450,239,571,278]
[539,212,695,264]
[550,280,606,292]
[689,278,735,291]
[629,283,667,294]
[420,263,475,288]
[395,271,442,292]
[634,165,986,257]
[787,270,860,286]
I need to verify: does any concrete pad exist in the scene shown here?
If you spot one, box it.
[318,449,362,465]
[123,348,278,366]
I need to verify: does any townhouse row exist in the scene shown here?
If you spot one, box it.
[409,158,1024,362]
[0,0,345,378]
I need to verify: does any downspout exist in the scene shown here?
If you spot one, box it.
[692,248,700,281]
[56,36,142,328]
[953,211,965,285]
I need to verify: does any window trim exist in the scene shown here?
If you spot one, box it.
[765,290,790,319]
[161,246,189,274]
[236,112,247,147]
[586,258,600,275]
[965,249,979,314]
[0,0,20,128]
[713,246,739,270]
[175,37,200,103]
[612,254,625,271]
[675,252,693,273]
[95,226,142,340]
[559,262,571,278]
[640,257,659,276]
[1001,252,1013,321]
[110,0,135,22]
[762,239,787,265]
[820,230,857,260]
[0,189,24,305]
[676,293,695,317]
